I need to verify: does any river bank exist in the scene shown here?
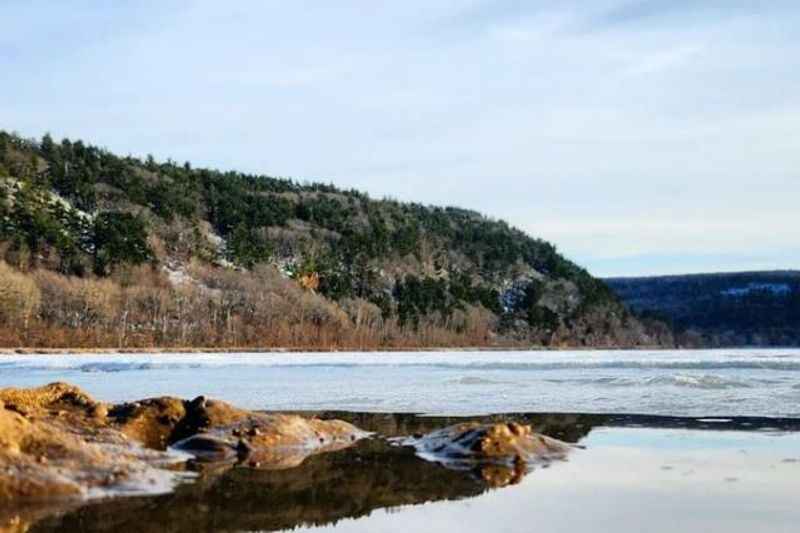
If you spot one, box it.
[0,344,674,355]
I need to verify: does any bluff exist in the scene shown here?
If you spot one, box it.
[606,271,800,347]
[0,131,671,348]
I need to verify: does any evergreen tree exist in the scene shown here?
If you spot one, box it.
[92,212,153,275]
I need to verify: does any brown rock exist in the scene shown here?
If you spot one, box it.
[90,403,108,420]
[402,421,571,466]
[0,383,366,505]
[109,397,187,449]
[172,413,368,470]
[0,382,98,418]
[0,400,179,506]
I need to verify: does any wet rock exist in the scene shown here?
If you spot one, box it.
[109,397,187,449]
[0,382,98,419]
[172,413,369,470]
[107,392,367,469]
[0,383,366,505]
[399,421,572,468]
[90,403,108,420]
[108,394,253,450]
[0,384,184,506]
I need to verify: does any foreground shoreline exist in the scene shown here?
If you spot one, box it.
[3,384,799,532]
[0,382,571,530]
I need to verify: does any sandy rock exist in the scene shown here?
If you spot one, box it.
[0,382,98,418]
[172,413,368,469]
[108,395,252,449]
[401,421,572,467]
[0,393,182,506]
[109,397,187,449]
[0,383,366,505]
[108,392,368,469]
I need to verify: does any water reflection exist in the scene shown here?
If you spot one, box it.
[21,413,800,533]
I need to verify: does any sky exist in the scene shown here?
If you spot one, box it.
[1,0,798,277]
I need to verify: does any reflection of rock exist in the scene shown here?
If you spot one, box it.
[479,462,527,488]
[13,411,588,533]
[1,501,88,533]
[3,389,591,533]
[399,422,571,470]
[299,411,598,444]
[33,439,492,533]
[30,429,575,532]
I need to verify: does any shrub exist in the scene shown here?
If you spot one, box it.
[34,270,120,327]
[0,261,41,327]
[340,298,383,330]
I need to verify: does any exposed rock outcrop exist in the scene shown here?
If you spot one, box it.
[1,400,581,532]
[0,384,576,533]
[399,421,572,473]
[0,383,184,505]
[0,383,366,507]
[173,414,367,469]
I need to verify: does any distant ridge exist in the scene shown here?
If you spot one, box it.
[0,130,671,349]
[605,270,800,347]
[606,270,800,281]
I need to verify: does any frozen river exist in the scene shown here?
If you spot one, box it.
[3,349,799,417]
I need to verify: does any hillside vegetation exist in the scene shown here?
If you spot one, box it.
[606,271,800,347]
[0,131,670,349]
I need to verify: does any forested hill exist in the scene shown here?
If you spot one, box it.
[605,271,800,347]
[0,131,671,349]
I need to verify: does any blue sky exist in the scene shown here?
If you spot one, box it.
[2,1,798,276]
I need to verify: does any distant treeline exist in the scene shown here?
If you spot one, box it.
[605,271,800,347]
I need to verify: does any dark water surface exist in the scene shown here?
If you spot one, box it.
[22,412,800,533]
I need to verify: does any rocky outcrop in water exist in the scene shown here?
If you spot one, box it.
[24,429,575,532]
[0,383,366,508]
[399,422,571,474]
[0,383,183,505]
[0,384,576,532]
[172,413,367,469]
